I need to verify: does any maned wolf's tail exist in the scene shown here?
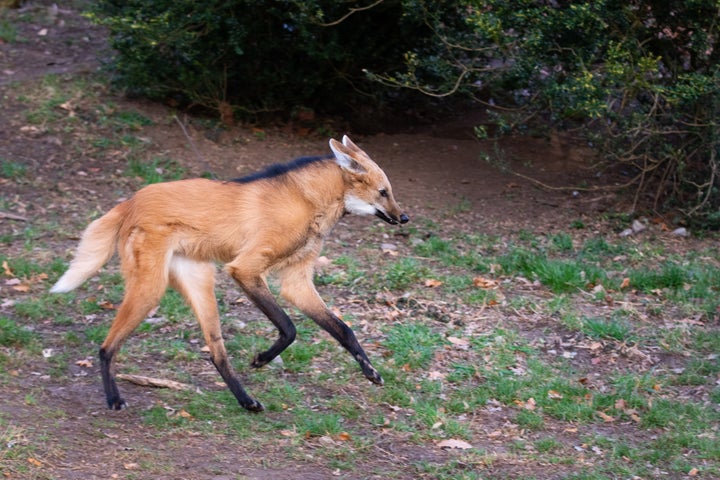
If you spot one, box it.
[50,203,128,293]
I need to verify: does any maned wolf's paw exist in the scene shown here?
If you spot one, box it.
[242,398,265,412]
[250,352,270,369]
[364,367,384,386]
[107,397,127,410]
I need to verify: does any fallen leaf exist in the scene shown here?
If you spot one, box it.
[12,284,30,292]
[27,457,42,467]
[437,439,473,450]
[424,278,443,288]
[447,336,469,348]
[178,409,193,419]
[2,260,13,277]
[98,300,116,310]
[427,370,446,380]
[620,277,630,289]
[337,432,351,441]
[523,397,536,410]
[75,359,93,368]
[124,463,139,471]
[688,467,699,476]
[473,276,498,289]
[547,390,563,399]
[596,411,615,422]
[315,255,331,267]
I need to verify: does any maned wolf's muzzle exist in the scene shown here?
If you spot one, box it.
[376,210,410,225]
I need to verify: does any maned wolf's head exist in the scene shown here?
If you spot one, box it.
[330,136,409,225]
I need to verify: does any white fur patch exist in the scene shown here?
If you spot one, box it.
[344,194,376,216]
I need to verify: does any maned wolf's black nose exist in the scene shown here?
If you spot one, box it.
[399,213,409,224]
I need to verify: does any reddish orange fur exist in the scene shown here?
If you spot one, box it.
[52,136,407,411]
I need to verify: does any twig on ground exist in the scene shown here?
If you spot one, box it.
[116,373,199,393]
[0,211,28,221]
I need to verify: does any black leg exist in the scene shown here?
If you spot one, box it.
[308,310,383,385]
[234,276,297,368]
[211,356,264,412]
[99,347,126,410]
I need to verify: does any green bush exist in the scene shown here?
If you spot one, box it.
[89,0,430,123]
[376,1,720,225]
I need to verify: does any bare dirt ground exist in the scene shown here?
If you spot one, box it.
[2,4,715,480]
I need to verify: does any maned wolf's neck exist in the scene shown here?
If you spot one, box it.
[281,158,348,231]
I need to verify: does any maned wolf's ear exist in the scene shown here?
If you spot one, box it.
[341,135,361,152]
[330,138,367,175]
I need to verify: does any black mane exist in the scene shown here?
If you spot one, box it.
[231,154,334,184]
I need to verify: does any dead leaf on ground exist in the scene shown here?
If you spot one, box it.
[447,336,469,349]
[2,260,13,277]
[596,410,615,422]
[547,390,563,399]
[437,439,473,450]
[424,278,443,288]
[473,276,498,289]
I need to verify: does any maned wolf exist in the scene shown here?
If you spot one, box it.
[51,136,409,412]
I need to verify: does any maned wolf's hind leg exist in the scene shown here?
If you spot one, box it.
[228,267,297,368]
[99,259,169,409]
[170,256,263,412]
[280,262,384,386]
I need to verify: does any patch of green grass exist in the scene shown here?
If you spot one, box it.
[672,357,720,386]
[0,18,18,43]
[498,248,607,293]
[629,261,689,292]
[315,254,364,287]
[382,323,443,370]
[0,256,44,279]
[516,409,545,430]
[0,317,38,347]
[0,159,27,180]
[382,257,426,291]
[581,316,634,342]
[293,408,344,436]
[13,294,73,323]
[548,232,573,252]
[127,156,185,184]
[84,325,109,345]
[534,436,562,453]
[159,289,192,323]
[580,236,626,260]
[110,110,153,130]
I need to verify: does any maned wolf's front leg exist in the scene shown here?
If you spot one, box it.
[170,257,263,412]
[280,262,384,385]
[228,267,297,368]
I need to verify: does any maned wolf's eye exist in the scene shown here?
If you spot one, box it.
[379,188,388,198]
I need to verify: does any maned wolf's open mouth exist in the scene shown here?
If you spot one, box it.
[375,210,409,225]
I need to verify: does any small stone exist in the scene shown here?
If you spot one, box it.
[671,227,688,237]
[631,219,646,232]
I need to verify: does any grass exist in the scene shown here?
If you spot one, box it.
[127,156,186,184]
[3,66,720,478]
[0,159,27,180]
[5,217,720,478]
